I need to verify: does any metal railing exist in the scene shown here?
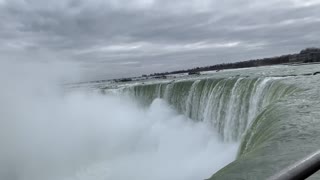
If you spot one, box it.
[268,150,320,180]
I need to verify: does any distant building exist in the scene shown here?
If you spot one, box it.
[289,48,320,63]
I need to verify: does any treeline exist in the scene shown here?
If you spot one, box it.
[148,54,291,76]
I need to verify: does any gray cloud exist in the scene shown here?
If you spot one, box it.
[1,0,320,80]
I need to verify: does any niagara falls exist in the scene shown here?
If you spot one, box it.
[1,0,320,180]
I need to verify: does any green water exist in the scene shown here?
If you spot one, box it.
[115,77,297,142]
[99,64,320,179]
[209,74,320,180]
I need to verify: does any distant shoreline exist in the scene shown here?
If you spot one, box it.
[145,48,320,77]
[78,48,320,84]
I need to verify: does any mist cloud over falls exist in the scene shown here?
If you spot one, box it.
[0,62,237,180]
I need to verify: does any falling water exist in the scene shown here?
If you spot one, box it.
[118,77,298,141]
[0,62,238,180]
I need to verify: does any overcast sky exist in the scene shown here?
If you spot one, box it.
[1,0,320,81]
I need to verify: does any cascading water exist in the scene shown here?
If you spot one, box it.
[103,72,320,180]
[3,61,320,180]
[0,63,238,180]
[207,77,320,180]
[115,77,298,142]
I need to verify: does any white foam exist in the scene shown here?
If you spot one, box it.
[0,61,238,180]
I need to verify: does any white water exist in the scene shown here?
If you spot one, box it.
[0,62,237,180]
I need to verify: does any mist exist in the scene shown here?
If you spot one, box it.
[0,61,237,180]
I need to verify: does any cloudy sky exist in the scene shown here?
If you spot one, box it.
[1,0,320,81]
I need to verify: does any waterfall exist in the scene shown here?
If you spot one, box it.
[108,77,298,142]
[99,68,320,180]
